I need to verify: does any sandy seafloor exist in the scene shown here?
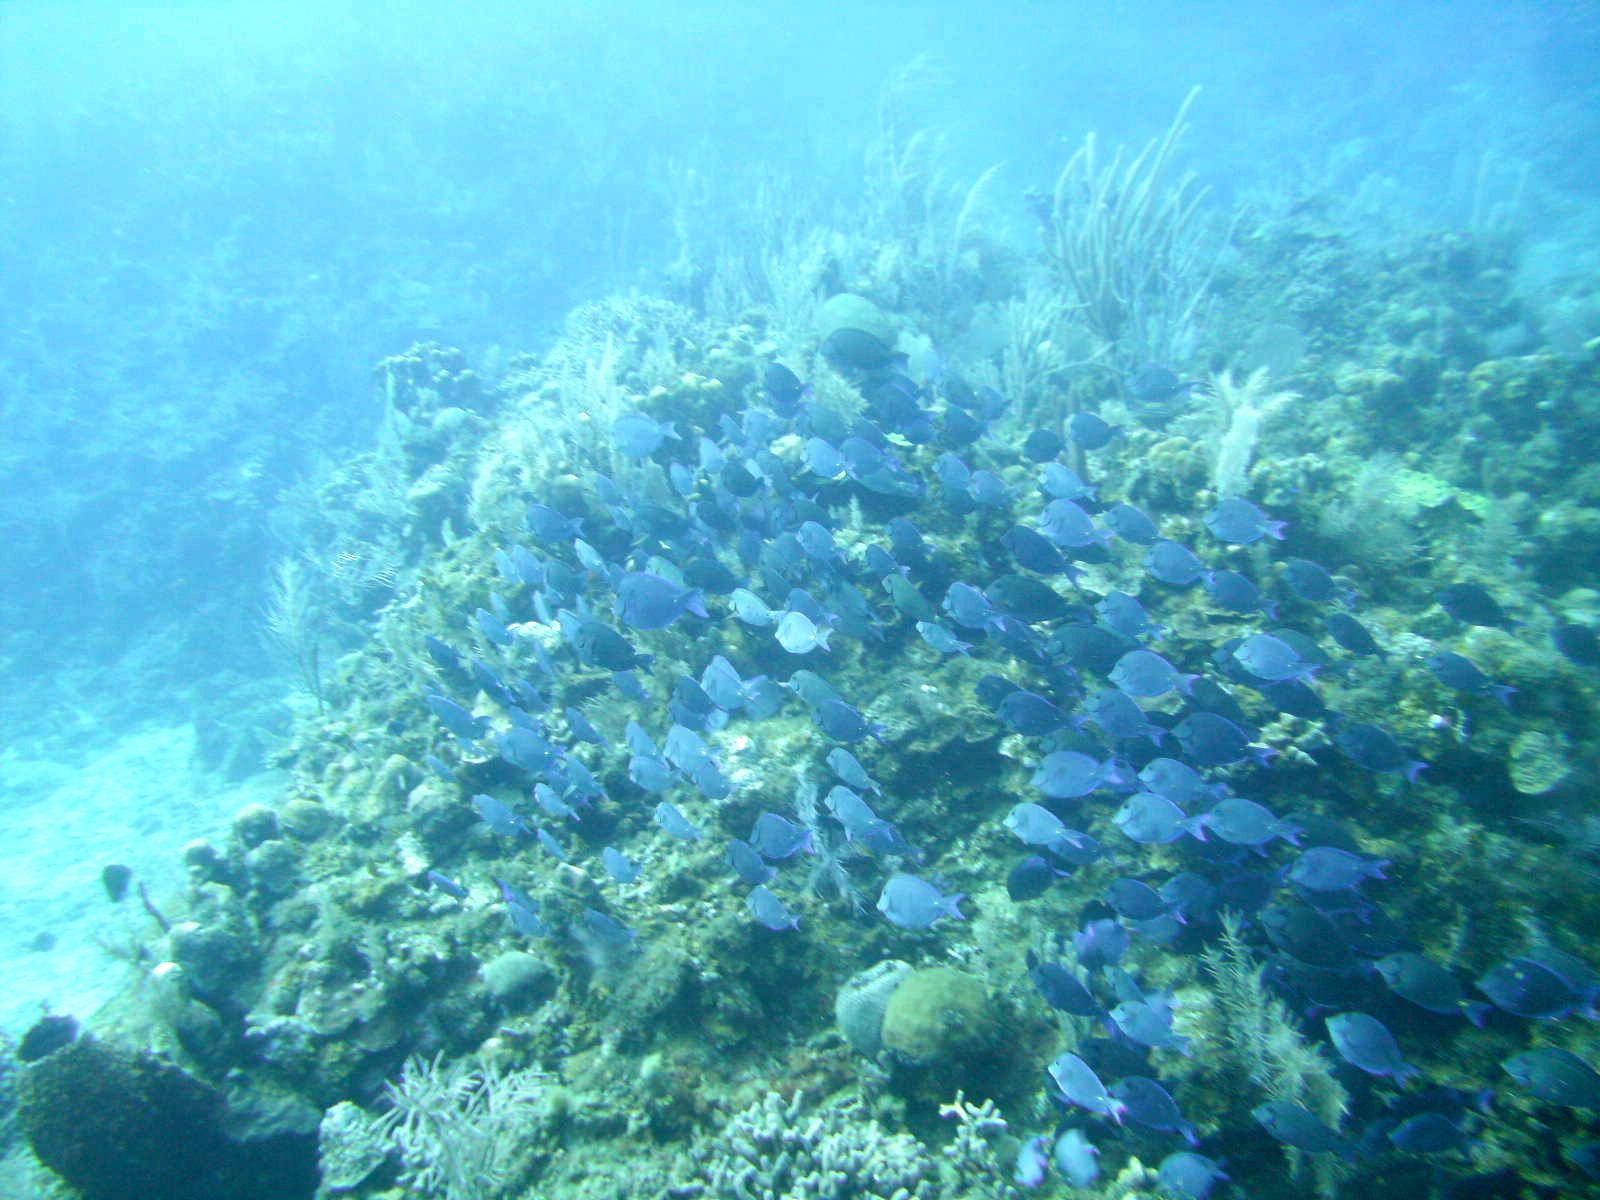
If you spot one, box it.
[0,723,281,1035]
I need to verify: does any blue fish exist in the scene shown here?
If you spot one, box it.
[628,754,676,793]
[1005,802,1086,854]
[1031,751,1125,800]
[1007,855,1066,901]
[1047,1052,1126,1123]
[1109,1075,1196,1140]
[1156,1152,1227,1200]
[526,503,583,544]
[1282,557,1345,603]
[750,813,814,860]
[1137,757,1224,805]
[663,724,714,775]
[886,516,929,561]
[1252,1101,1354,1157]
[496,878,549,937]
[564,706,607,747]
[883,573,936,621]
[825,786,901,852]
[568,617,652,672]
[1335,721,1425,781]
[1084,689,1165,744]
[1326,1011,1416,1079]
[624,719,659,758]
[943,582,996,630]
[826,748,880,794]
[535,827,568,861]
[1027,956,1102,1016]
[699,656,753,710]
[726,838,777,885]
[615,572,708,630]
[425,869,468,899]
[426,693,486,742]
[1038,499,1105,548]
[472,794,527,837]
[1501,1047,1600,1108]
[876,874,964,928]
[1002,525,1070,575]
[730,588,780,627]
[1054,1130,1101,1189]
[1375,953,1489,1023]
[1202,568,1274,616]
[997,690,1070,736]
[1387,1112,1473,1156]
[496,726,562,774]
[1113,792,1206,844]
[1039,462,1096,500]
[1288,846,1387,891]
[1073,918,1129,968]
[690,759,732,799]
[1102,502,1158,544]
[653,800,702,841]
[1013,1135,1049,1188]
[1203,797,1302,847]
[1425,651,1515,706]
[1067,410,1119,450]
[1232,633,1318,683]
[581,907,639,951]
[746,885,800,931]
[1173,712,1261,765]
[1109,649,1195,698]
[1144,540,1205,585]
[473,607,514,646]
[803,437,846,478]
[915,620,971,655]
[532,782,578,821]
[1096,590,1163,640]
[1203,497,1285,544]
[1326,611,1385,658]
[611,412,678,458]
[814,698,884,744]
[601,846,641,883]
[776,610,833,654]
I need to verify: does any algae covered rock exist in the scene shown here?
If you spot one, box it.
[482,950,557,1009]
[316,1100,390,1191]
[17,1034,316,1200]
[877,966,1048,1108]
[880,967,993,1066]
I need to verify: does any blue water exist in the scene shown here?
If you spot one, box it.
[3,2,1599,1197]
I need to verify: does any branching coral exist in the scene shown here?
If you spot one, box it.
[687,1090,1013,1200]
